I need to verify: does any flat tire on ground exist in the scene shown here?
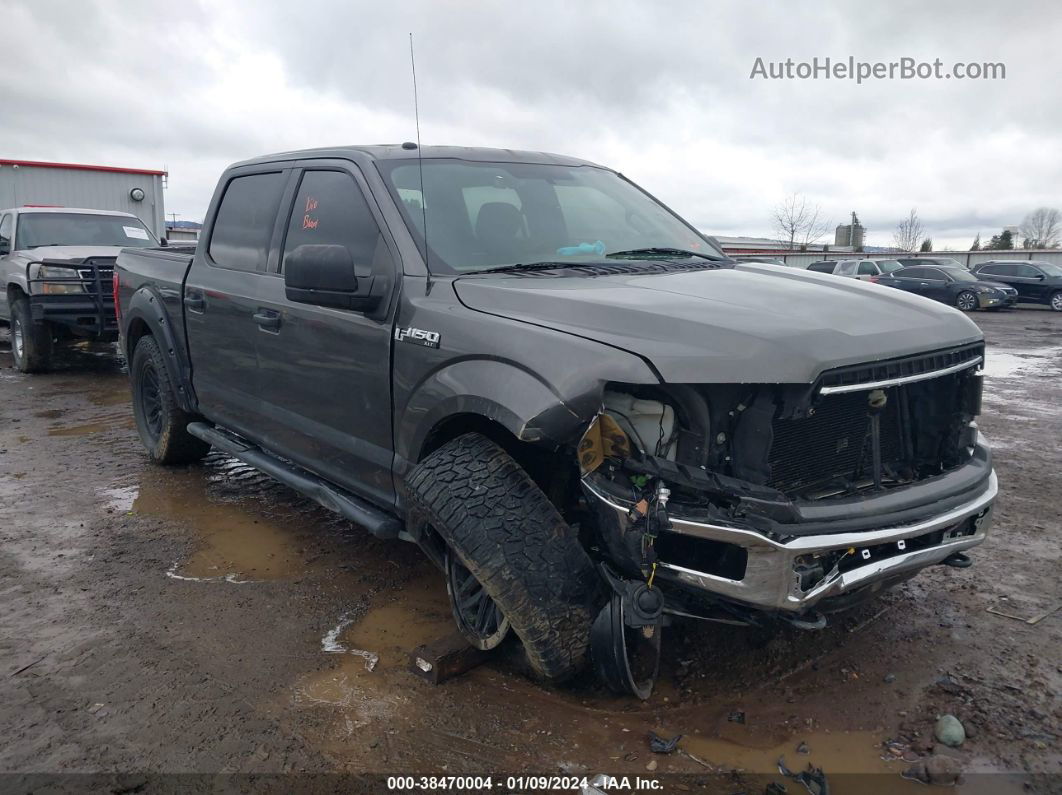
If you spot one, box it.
[405,433,599,681]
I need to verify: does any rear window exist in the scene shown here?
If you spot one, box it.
[209,172,286,271]
[807,262,836,273]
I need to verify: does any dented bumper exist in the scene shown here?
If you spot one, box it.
[582,448,997,613]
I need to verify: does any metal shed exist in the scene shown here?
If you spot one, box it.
[0,159,166,238]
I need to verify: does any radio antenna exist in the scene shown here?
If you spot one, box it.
[409,33,430,284]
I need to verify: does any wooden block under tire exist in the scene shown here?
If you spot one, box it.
[409,632,489,685]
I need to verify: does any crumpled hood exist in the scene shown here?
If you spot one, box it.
[454,263,984,383]
[15,245,125,263]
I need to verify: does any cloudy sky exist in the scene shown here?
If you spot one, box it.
[3,0,1060,249]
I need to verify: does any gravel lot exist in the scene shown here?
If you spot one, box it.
[0,308,1059,793]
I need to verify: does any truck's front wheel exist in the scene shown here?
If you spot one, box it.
[130,335,210,465]
[10,296,52,373]
[406,433,599,681]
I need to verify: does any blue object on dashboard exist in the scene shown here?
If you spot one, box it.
[557,240,605,257]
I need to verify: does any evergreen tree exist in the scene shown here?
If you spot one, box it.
[919,238,933,252]
[999,230,1014,249]
[970,233,980,251]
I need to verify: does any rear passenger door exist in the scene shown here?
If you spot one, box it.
[253,163,398,508]
[184,167,290,439]
[1012,263,1048,302]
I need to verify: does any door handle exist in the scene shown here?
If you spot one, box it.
[253,309,282,331]
[183,293,205,311]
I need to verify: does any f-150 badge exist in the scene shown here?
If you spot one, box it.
[394,326,441,349]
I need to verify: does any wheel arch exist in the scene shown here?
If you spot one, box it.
[122,286,196,413]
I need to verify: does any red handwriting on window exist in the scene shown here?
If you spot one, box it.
[302,196,320,229]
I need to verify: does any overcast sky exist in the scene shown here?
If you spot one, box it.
[3,0,1060,249]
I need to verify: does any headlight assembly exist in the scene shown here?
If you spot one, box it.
[31,264,85,295]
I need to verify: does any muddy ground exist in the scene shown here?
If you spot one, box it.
[0,309,1059,794]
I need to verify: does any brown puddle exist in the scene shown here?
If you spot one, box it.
[47,410,134,437]
[120,467,315,581]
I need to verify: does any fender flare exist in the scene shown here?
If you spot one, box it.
[122,285,197,413]
[396,357,597,473]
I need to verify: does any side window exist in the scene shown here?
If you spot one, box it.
[922,268,946,281]
[836,260,856,275]
[977,264,1000,276]
[208,172,286,272]
[1014,263,1040,278]
[0,214,12,252]
[900,267,926,279]
[282,170,390,276]
[857,261,877,275]
[991,263,1017,277]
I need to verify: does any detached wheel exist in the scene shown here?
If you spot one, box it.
[405,433,599,681]
[130,335,210,465]
[1051,291,1062,312]
[10,296,52,373]
[956,291,978,312]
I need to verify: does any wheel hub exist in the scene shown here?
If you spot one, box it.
[445,551,511,650]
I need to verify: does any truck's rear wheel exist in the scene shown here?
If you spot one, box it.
[405,433,599,681]
[10,296,52,373]
[130,335,210,465]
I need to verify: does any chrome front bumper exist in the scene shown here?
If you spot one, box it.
[583,471,997,613]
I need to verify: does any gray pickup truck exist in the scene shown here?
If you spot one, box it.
[115,145,996,697]
[1,206,158,372]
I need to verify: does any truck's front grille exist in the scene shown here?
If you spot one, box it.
[768,389,906,494]
[765,349,979,497]
[77,258,115,295]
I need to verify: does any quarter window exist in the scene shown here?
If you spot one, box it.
[209,172,287,272]
[282,170,390,275]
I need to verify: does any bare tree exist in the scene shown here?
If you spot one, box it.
[893,208,925,253]
[1019,207,1062,248]
[773,193,830,249]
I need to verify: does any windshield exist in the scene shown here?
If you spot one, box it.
[16,213,156,249]
[378,159,720,273]
[877,259,903,273]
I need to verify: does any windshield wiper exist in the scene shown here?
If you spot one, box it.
[605,247,727,261]
[476,261,582,275]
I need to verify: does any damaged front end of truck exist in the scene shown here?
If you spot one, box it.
[576,343,996,697]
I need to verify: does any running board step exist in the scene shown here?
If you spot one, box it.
[186,422,404,540]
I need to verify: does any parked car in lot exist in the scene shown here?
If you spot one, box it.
[115,145,996,697]
[898,256,969,270]
[969,260,1062,311]
[0,207,158,372]
[833,258,905,281]
[732,255,787,266]
[876,264,1016,311]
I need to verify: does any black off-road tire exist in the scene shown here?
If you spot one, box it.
[130,335,210,465]
[10,296,52,373]
[405,433,600,681]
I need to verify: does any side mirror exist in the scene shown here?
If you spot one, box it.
[284,244,382,311]
[159,237,169,247]
[1036,274,1045,280]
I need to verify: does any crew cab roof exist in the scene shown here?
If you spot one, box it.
[0,206,141,218]
[231,144,603,169]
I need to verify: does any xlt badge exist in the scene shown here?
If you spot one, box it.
[394,326,441,349]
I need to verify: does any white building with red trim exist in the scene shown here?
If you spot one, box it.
[0,158,167,238]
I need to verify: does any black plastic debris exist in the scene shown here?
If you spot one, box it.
[728,710,747,724]
[777,756,829,795]
[765,783,788,795]
[796,741,810,755]
[648,731,682,754]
